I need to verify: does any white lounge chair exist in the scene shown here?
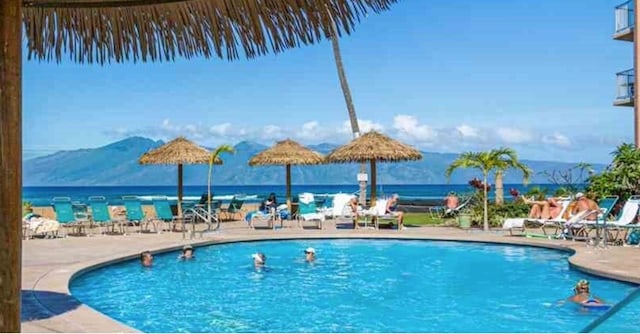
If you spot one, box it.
[503,199,571,236]
[297,193,325,229]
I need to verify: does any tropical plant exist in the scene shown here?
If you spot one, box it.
[207,144,235,225]
[587,143,640,201]
[445,148,530,231]
[492,148,532,205]
[22,201,33,216]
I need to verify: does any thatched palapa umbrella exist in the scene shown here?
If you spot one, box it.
[139,137,221,216]
[2,0,398,330]
[249,139,325,212]
[326,131,422,207]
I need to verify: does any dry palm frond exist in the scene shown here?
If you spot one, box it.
[23,0,398,64]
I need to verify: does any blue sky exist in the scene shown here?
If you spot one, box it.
[23,0,633,163]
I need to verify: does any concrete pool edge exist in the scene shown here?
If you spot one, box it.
[23,229,640,333]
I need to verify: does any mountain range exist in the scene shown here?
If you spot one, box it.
[22,137,606,186]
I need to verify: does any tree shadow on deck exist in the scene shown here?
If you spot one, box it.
[21,290,82,322]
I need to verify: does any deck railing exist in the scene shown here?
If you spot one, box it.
[616,69,635,101]
[615,0,635,33]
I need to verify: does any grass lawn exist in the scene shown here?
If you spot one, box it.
[403,212,457,226]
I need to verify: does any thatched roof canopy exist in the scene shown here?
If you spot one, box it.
[249,139,324,166]
[23,0,398,64]
[326,131,423,163]
[139,136,219,165]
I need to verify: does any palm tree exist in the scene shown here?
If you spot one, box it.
[492,148,532,205]
[329,17,368,205]
[208,144,235,229]
[446,148,528,231]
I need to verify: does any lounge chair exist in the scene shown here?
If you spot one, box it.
[88,196,124,235]
[442,197,472,218]
[502,199,571,236]
[219,197,244,221]
[152,196,183,232]
[53,197,88,236]
[22,213,60,239]
[563,196,619,240]
[582,196,640,243]
[318,193,354,219]
[297,192,325,229]
[122,196,155,233]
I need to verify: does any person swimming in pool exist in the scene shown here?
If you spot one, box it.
[303,247,316,262]
[252,252,266,268]
[569,279,604,305]
[179,245,195,260]
[140,251,153,267]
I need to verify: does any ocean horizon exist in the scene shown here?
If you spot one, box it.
[23,184,574,207]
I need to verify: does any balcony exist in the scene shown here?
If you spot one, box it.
[615,69,635,106]
[614,1,635,41]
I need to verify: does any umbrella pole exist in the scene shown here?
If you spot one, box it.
[0,1,23,331]
[370,160,377,208]
[177,164,183,218]
[286,164,292,214]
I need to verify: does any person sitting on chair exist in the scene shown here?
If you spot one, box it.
[571,193,599,221]
[349,196,361,229]
[260,193,278,213]
[444,192,459,212]
[386,194,405,230]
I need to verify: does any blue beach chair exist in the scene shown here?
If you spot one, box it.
[123,196,155,233]
[152,196,181,232]
[53,197,88,236]
[297,193,324,229]
[89,196,124,235]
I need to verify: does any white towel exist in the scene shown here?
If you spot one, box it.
[331,194,354,217]
[299,192,314,205]
[502,218,525,229]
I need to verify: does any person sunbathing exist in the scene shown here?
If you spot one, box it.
[524,196,562,220]
[571,193,599,220]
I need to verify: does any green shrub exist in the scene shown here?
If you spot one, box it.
[469,202,530,227]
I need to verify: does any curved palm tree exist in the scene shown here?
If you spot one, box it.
[492,148,532,205]
[329,17,368,205]
[207,144,235,229]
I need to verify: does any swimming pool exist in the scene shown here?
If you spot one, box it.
[70,239,639,332]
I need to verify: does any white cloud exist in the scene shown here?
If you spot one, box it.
[456,124,480,138]
[392,115,437,142]
[105,116,621,162]
[542,132,571,147]
[496,127,533,144]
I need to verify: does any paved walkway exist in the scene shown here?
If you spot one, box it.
[20,221,640,332]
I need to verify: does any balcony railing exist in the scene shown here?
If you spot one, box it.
[615,69,635,105]
[615,0,635,34]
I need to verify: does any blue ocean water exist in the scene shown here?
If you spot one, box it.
[70,239,639,333]
[23,184,569,206]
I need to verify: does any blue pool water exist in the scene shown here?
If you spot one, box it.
[70,239,639,333]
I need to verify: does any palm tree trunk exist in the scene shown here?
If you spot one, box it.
[483,173,489,231]
[330,21,367,206]
[0,1,23,331]
[495,170,504,205]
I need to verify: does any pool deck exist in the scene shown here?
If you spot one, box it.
[21,220,640,333]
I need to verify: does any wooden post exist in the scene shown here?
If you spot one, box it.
[286,164,291,213]
[177,164,183,217]
[635,0,640,147]
[369,160,377,207]
[0,1,23,331]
